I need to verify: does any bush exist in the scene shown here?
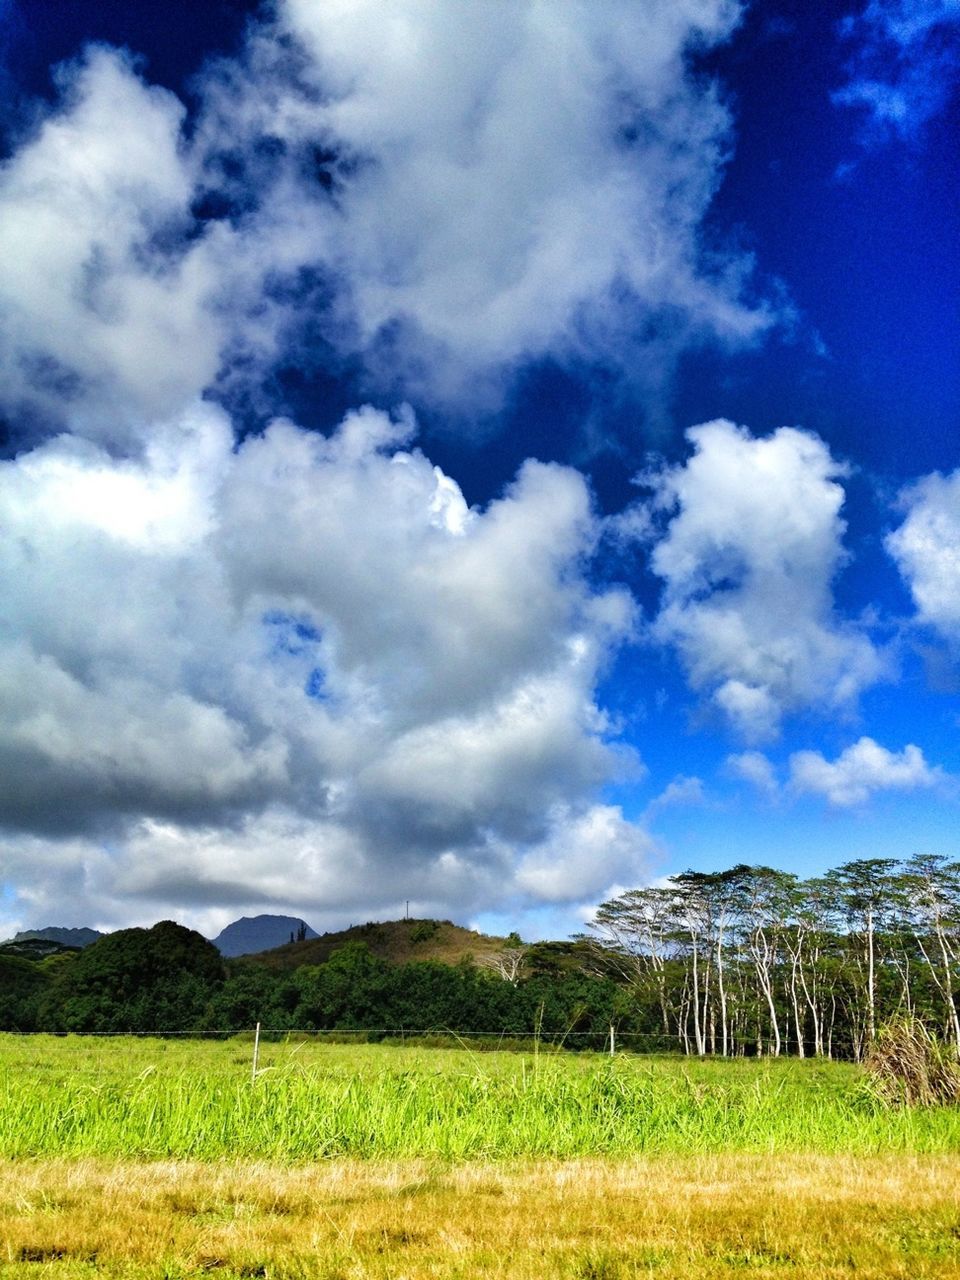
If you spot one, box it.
[865,1016,960,1107]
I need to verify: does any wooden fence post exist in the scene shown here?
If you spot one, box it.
[251,1021,261,1084]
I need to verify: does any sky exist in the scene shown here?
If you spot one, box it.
[0,0,958,943]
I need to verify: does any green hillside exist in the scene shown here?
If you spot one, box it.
[242,917,513,970]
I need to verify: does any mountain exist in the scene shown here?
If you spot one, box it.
[211,914,319,957]
[243,917,512,970]
[13,927,103,948]
[0,937,83,961]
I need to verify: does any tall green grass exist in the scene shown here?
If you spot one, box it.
[2,1034,959,1160]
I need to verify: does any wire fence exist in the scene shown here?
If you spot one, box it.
[1,1026,832,1054]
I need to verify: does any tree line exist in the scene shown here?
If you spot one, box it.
[2,854,958,1059]
[0,921,624,1043]
[585,856,960,1060]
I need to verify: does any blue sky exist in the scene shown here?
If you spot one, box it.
[0,0,958,941]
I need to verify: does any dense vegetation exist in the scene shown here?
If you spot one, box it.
[587,855,960,1060]
[3,853,960,1063]
[4,1036,960,1160]
[0,920,623,1043]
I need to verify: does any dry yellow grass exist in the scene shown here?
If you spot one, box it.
[2,1155,960,1278]
[255,917,508,970]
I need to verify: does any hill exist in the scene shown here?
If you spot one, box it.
[0,937,81,961]
[13,927,102,948]
[211,914,319,957]
[242,917,512,970]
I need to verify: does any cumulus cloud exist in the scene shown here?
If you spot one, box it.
[0,1,774,441]
[725,750,779,796]
[0,2,786,934]
[835,0,960,141]
[643,774,706,818]
[257,0,770,407]
[639,420,886,740]
[512,804,655,904]
[0,402,651,928]
[789,736,943,806]
[887,467,960,646]
[0,47,223,441]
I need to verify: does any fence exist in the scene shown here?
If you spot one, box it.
[2,1025,826,1055]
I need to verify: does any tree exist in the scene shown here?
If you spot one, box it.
[826,858,898,1053]
[49,920,224,1033]
[293,942,391,1029]
[901,853,960,1052]
[478,945,529,985]
[729,866,799,1057]
[0,954,50,1030]
[202,964,299,1031]
[586,887,680,1042]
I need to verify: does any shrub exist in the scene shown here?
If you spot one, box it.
[865,1016,960,1107]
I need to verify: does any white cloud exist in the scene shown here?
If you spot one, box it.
[835,0,960,141]
[189,0,772,418]
[0,4,778,439]
[0,47,224,440]
[725,750,779,796]
[789,736,943,807]
[887,467,960,644]
[512,804,654,904]
[640,420,886,740]
[643,774,706,819]
[264,0,768,406]
[0,4,797,935]
[0,402,651,927]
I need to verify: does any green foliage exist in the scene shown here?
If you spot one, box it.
[0,954,50,1030]
[8,848,960,1062]
[293,942,393,1028]
[201,964,299,1031]
[283,943,620,1039]
[47,921,224,1033]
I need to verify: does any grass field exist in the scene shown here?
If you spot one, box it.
[3,1035,960,1277]
[5,1154,960,1278]
[3,1033,960,1160]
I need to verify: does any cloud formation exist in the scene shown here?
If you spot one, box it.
[0,48,222,440]
[5,1,943,940]
[835,0,960,140]
[0,1,789,933]
[887,467,960,646]
[639,420,885,740]
[0,0,771,441]
[263,0,769,407]
[725,751,779,796]
[0,401,646,928]
[789,736,943,807]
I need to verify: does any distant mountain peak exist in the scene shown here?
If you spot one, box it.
[12,926,103,948]
[211,914,318,957]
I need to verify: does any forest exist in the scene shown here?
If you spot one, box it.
[2,855,959,1061]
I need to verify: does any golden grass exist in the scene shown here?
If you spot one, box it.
[2,1155,960,1278]
[256,917,508,970]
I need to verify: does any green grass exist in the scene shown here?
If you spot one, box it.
[3,1034,960,1160]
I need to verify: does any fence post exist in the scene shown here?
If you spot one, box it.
[251,1021,261,1084]
[609,1024,615,1057]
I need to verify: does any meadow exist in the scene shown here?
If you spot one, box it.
[3,1035,960,1277]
